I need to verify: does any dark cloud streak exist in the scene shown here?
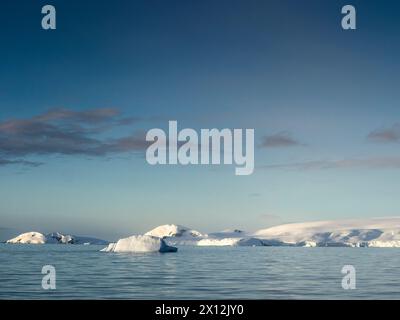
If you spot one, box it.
[260,132,303,148]
[0,158,43,167]
[368,124,400,143]
[261,157,400,170]
[0,108,151,166]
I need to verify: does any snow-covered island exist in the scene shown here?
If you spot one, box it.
[6,231,108,245]
[7,217,400,249]
[138,218,400,248]
[254,217,400,247]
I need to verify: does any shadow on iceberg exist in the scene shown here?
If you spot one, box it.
[101,235,177,253]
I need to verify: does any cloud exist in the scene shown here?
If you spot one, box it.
[96,132,151,154]
[0,108,152,166]
[368,124,400,143]
[248,192,261,197]
[261,157,400,170]
[0,158,43,167]
[34,108,121,124]
[260,132,303,148]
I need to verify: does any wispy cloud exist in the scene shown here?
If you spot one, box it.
[33,108,122,124]
[248,192,261,197]
[261,157,400,170]
[368,123,400,143]
[0,108,152,166]
[0,158,43,167]
[260,132,303,148]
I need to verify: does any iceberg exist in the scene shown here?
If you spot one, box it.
[6,231,108,245]
[102,235,178,253]
[6,231,46,244]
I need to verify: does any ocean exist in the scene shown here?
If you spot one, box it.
[1,244,400,299]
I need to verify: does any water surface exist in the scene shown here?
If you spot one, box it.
[1,244,399,299]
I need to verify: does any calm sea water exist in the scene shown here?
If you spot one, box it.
[1,244,400,299]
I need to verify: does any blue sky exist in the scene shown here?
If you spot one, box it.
[1,0,400,240]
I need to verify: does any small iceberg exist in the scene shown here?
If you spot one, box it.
[6,231,108,245]
[6,231,46,244]
[101,235,178,253]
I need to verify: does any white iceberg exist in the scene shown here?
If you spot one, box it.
[6,231,108,245]
[102,235,178,253]
[6,231,46,244]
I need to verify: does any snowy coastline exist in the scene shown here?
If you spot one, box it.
[6,218,400,250]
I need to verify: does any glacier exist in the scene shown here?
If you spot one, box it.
[254,217,400,247]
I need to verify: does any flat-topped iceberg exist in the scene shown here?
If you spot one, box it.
[102,235,178,253]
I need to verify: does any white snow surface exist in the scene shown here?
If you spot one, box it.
[197,237,265,247]
[145,224,203,238]
[254,217,400,247]
[6,232,46,244]
[144,219,400,248]
[6,231,108,245]
[8,218,400,248]
[102,235,177,253]
[145,225,267,247]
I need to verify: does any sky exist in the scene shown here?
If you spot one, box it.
[1,0,400,240]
